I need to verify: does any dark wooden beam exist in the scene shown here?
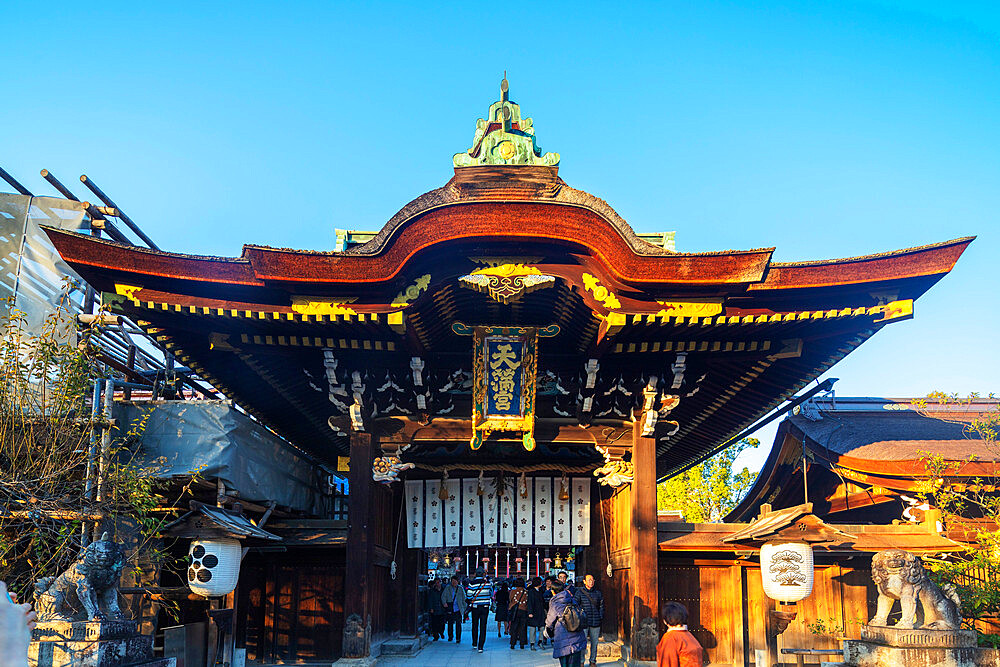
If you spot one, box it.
[376,416,632,447]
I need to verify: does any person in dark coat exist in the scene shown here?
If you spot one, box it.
[507,577,529,649]
[545,580,587,667]
[428,577,447,641]
[494,579,510,637]
[526,576,546,650]
[540,575,554,647]
[576,574,605,665]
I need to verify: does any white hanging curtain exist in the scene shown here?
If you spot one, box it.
[404,477,591,548]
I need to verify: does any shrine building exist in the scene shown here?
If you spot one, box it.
[44,79,972,662]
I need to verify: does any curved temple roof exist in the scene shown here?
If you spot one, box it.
[42,82,973,475]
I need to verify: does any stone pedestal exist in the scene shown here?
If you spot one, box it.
[29,620,176,667]
[843,625,987,667]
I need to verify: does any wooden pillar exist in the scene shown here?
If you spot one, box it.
[343,431,374,658]
[630,420,659,661]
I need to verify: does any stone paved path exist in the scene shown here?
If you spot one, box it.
[378,618,626,667]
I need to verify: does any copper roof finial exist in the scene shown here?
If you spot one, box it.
[453,74,560,168]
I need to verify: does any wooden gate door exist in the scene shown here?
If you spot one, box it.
[239,549,345,663]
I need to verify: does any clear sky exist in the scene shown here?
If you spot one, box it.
[4,1,997,470]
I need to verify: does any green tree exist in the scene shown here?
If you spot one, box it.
[657,438,759,522]
[0,300,188,603]
[912,393,1000,646]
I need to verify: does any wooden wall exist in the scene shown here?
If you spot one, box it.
[590,480,632,640]
[659,555,877,667]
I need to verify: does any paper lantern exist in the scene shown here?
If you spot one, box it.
[188,539,241,597]
[760,542,813,602]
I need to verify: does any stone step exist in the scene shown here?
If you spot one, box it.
[378,636,423,656]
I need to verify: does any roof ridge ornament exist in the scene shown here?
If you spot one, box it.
[453,74,560,168]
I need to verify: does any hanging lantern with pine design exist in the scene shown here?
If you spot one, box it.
[760,542,814,603]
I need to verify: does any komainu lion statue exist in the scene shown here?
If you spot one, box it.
[869,549,962,630]
[33,533,127,622]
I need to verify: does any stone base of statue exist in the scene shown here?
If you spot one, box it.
[843,625,995,667]
[29,620,176,667]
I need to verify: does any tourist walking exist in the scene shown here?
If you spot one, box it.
[466,568,494,653]
[428,577,447,641]
[540,575,554,647]
[545,580,587,667]
[576,574,605,666]
[526,576,546,651]
[441,575,467,643]
[656,602,704,667]
[507,578,529,649]
[494,579,510,637]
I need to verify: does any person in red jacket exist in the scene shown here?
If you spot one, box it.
[656,602,705,667]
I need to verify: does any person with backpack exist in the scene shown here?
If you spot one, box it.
[576,574,605,666]
[507,578,529,650]
[526,576,547,651]
[544,580,586,667]
[465,568,494,653]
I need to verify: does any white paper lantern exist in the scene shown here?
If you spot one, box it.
[760,542,814,602]
[187,539,242,597]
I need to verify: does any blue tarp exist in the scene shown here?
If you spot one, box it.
[117,400,331,517]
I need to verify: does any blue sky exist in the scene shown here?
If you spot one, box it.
[4,1,997,470]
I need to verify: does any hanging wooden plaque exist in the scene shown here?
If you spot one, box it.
[470,325,538,451]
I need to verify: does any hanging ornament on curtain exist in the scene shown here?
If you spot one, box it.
[477,470,485,496]
[439,470,450,501]
[496,472,505,498]
[558,474,570,501]
[606,563,613,578]
[554,552,563,569]
[519,472,528,498]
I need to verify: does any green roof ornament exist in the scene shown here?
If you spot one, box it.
[453,74,560,168]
